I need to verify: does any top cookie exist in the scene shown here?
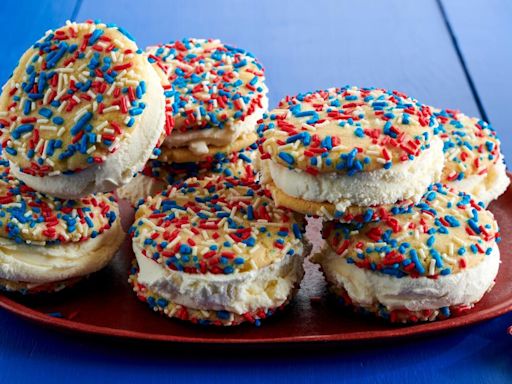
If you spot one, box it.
[130,176,304,275]
[146,38,267,133]
[435,109,501,182]
[323,183,499,278]
[258,86,439,175]
[0,21,158,176]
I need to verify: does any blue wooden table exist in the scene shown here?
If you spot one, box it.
[0,1,511,382]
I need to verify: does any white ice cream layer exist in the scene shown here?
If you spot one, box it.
[0,219,125,284]
[11,66,166,199]
[262,136,444,211]
[318,243,500,311]
[134,241,305,314]
[164,94,268,155]
[447,156,509,206]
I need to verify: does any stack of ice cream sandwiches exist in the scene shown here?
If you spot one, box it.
[117,38,310,325]
[0,19,509,327]
[0,20,170,293]
[117,38,267,205]
[257,86,509,322]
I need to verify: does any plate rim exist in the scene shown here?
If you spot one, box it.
[0,291,511,344]
[1,177,512,344]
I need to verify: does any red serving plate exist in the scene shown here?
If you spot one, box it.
[0,184,511,344]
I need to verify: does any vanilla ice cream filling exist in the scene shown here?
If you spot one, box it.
[261,136,444,211]
[0,219,125,284]
[164,94,268,155]
[11,66,166,199]
[318,243,500,312]
[134,240,304,314]
[446,156,509,206]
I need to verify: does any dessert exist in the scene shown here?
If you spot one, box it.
[314,183,500,322]
[0,21,165,198]
[435,109,509,205]
[0,157,124,293]
[129,176,307,325]
[258,86,443,218]
[146,38,268,161]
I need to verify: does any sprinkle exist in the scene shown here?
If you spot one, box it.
[278,152,295,165]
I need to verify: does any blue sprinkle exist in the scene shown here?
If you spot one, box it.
[354,127,365,137]
[444,215,460,227]
[179,244,192,254]
[129,108,143,116]
[70,111,93,136]
[23,100,32,115]
[11,124,34,139]
[4,147,18,156]
[409,249,425,274]
[278,152,294,165]
[89,29,104,44]
[52,116,64,125]
[292,223,302,239]
[430,249,443,268]
[467,219,481,234]
[39,108,53,118]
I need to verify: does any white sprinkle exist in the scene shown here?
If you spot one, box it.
[57,100,67,113]
[429,259,436,275]
[102,105,120,113]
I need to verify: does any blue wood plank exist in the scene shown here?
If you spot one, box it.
[76,0,479,115]
[0,1,78,82]
[0,309,510,383]
[441,0,512,160]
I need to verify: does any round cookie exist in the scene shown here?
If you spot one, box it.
[313,183,500,323]
[117,143,259,206]
[266,182,416,222]
[0,156,125,293]
[258,86,443,217]
[129,176,307,326]
[0,20,166,198]
[146,38,268,161]
[435,109,509,205]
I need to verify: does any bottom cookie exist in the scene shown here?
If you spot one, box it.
[265,180,414,223]
[328,284,473,323]
[128,259,297,326]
